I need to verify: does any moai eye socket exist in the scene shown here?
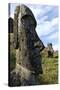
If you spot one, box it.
[21,15,35,29]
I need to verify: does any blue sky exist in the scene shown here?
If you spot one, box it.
[9,3,59,51]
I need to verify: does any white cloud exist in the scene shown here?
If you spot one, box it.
[36,14,58,51]
[36,21,50,36]
[51,17,58,26]
[48,32,58,40]
[27,5,44,19]
[36,17,58,37]
[29,5,53,19]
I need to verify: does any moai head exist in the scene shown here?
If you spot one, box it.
[18,5,44,52]
[14,4,44,50]
[13,5,44,75]
[19,4,36,28]
[47,43,53,57]
[14,5,36,48]
[48,43,52,49]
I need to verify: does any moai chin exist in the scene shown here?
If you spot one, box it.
[9,4,44,86]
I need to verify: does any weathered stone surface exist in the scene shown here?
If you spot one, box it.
[9,4,45,86]
[8,17,16,72]
[10,71,21,86]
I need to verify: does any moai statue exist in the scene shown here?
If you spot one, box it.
[8,17,14,49]
[8,17,16,72]
[9,5,44,86]
[47,43,54,57]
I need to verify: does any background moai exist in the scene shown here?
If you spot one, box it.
[47,43,54,57]
[8,17,16,72]
[9,5,45,86]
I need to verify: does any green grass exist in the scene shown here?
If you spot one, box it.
[38,51,58,84]
[10,42,58,84]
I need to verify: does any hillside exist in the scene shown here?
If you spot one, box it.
[38,50,58,84]
[9,33,58,85]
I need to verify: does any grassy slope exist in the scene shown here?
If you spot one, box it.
[10,50,58,84]
[38,51,58,84]
[10,47,58,84]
